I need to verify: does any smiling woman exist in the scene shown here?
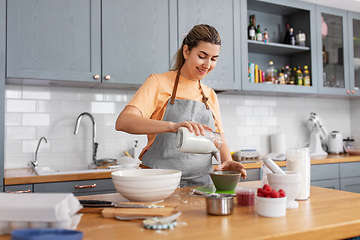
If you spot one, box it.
[115,24,247,187]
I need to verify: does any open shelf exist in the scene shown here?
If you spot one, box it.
[248,40,310,56]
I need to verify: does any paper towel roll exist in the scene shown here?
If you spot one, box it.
[286,148,311,200]
[270,134,286,154]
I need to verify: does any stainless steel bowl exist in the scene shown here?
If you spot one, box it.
[205,194,234,216]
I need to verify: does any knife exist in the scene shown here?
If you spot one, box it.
[79,200,165,208]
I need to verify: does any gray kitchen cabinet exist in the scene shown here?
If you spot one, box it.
[340,177,360,193]
[316,5,351,96]
[0,0,4,189]
[339,162,360,193]
[242,168,260,182]
[34,179,117,196]
[310,163,340,190]
[4,184,33,193]
[348,11,360,97]
[177,0,241,90]
[311,163,340,181]
[6,0,102,85]
[6,0,176,87]
[101,0,176,86]
[311,179,340,190]
[241,0,318,94]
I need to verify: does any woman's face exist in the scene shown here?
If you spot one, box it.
[181,41,220,81]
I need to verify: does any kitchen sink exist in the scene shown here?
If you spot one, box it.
[34,164,134,176]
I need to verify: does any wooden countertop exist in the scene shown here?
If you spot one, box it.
[2,181,360,239]
[4,154,360,185]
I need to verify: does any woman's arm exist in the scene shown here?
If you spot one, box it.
[116,105,213,135]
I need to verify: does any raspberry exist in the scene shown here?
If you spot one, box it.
[270,189,279,198]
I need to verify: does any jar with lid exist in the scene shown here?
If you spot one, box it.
[266,61,275,83]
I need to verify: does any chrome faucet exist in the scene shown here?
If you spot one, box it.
[30,136,48,168]
[74,112,98,165]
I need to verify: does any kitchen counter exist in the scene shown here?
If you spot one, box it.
[4,154,360,185]
[2,181,360,239]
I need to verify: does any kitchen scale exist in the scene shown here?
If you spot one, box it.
[193,185,236,195]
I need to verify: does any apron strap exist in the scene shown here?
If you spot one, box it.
[170,69,181,105]
[171,69,210,111]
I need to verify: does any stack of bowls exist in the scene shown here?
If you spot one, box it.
[111,169,181,202]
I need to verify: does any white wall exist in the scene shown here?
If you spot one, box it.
[4,85,352,169]
[350,99,360,134]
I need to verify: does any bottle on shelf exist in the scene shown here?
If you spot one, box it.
[303,65,311,86]
[322,45,329,64]
[256,25,262,41]
[248,15,256,40]
[284,23,290,44]
[279,72,286,84]
[296,67,303,85]
[289,28,296,46]
[296,29,306,46]
[290,67,297,85]
[284,65,291,84]
[263,29,269,44]
[274,69,278,84]
[266,61,275,83]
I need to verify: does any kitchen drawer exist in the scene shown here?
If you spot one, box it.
[311,163,340,181]
[340,162,360,178]
[34,179,116,196]
[4,184,33,193]
[242,169,260,182]
[310,179,340,190]
[340,177,360,193]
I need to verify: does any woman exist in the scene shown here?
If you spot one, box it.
[116,24,247,187]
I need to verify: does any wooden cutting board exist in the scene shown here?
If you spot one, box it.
[101,202,178,218]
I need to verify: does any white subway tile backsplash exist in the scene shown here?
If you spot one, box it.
[37,101,63,113]
[23,86,51,99]
[237,106,253,116]
[237,126,254,136]
[5,113,22,126]
[22,140,50,153]
[91,102,115,114]
[63,101,90,113]
[22,113,50,126]
[245,116,262,126]
[6,127,36,140]
[4,85,353,168]
[7,99,36,112]
[254,107,269,116]
[104,89,128,102]
[5,85,22,99]
[51,87,79,100]
[5,141,22,154]
[261,116,277,126]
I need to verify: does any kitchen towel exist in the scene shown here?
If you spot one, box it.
[270,134,286,154]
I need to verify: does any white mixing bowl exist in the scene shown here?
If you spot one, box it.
[111,169,181,202]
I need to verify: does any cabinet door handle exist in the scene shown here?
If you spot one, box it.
[104,75,111,80]
[346,90,350,94]
[94,74,100,79]
[75,184,96,189]
[6,189,31,193]
[352,90,356,94]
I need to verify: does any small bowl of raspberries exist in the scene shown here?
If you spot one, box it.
[256,184,287,217]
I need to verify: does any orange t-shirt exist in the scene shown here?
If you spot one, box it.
[127,71,224,158]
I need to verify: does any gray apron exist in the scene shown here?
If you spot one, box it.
[142,73,215,187]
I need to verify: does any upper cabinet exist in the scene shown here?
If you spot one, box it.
[177,0,241,90]
[7,0,102,85]
[6,0,175,87]
[241,0,317,94]
[101,0,175,86]
[348,11,360,97]
[316,6,350,95]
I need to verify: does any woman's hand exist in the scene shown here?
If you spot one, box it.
[214,160,247,179]
[171,121,213,135]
